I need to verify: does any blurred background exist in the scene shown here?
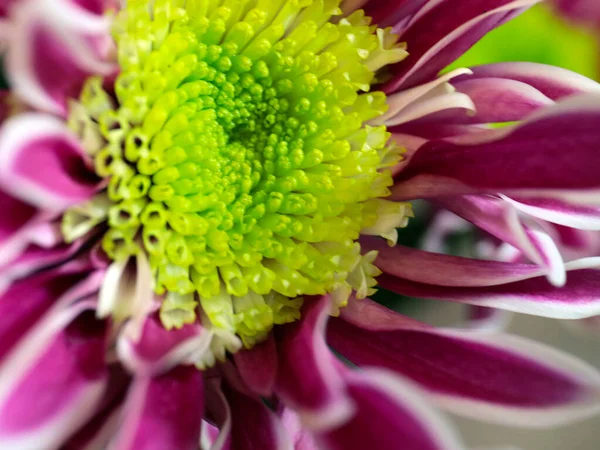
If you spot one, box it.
[398,3,600,447]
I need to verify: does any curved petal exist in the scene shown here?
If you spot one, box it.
[316,368,465,450]
[329,298,600,427]
[0,303,109,450]
[274,296,355,431]
[0,114,99,211]
[383,0,540,91]
[108,366,204,450]
[117,314,209,377]
[391,95,600,204]
[233,333,278,397]
[226,386,292,450]
[6,0,115,115]
[378,259,600,318]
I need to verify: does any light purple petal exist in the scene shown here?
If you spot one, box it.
[391,95,600,203]
[281,409,319,450]
[226,386,292,450]
[117,314,208,377]
[0,302,109,449]
[316,368,465,450]
[274,296,355,430]
[383,0,540,91]
[329,299,600,426]
[233,333,278,397]
[0,114,99,211]
[108,366,204,450]
[6,0,115,115]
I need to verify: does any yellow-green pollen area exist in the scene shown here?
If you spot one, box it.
[65,0,409,350]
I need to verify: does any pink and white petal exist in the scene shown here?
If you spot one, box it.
[108,366,204,450]
[378,260,600,318]
[225,386,293,450]
[64,406,124,450]
[233,333,278,397]
[465,62,600,100]
[362,237,548,287]
[0,302,109,449]
[391,95,600,203]
[6,0,115,115]
[344,0,430,30]
[0,114,99,211]
[281,409,319,450]
[316,368,465,450]
[434,196,566,286]
[117,314,209,377]
[329,299,600,427]
[274,296,355,431]
[501,196,600,230]
[384,0,541,91]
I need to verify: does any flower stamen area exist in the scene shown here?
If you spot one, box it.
[65,0,409,352]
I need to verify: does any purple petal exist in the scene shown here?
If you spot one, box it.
[274,296,354,430]
[226,386,292,450]
[378,263,600,318]
[391,95,600,203]
[383,0,540,91]
[6,0,114,115]
[329,299,600,426]
[362,237,548,287]
[233,333,278,397]
[0,114,99,211]
[117,314,207,377]
[0,304,109,449]
[204,380,233,450]
[316,368,464,450]
[108,366,204,450]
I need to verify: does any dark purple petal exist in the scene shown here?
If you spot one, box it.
[391,95,600,203]
[0,305,109,448]
[274,296,354,430]
[234,333,278,397]
[226,386,292,450]
[553,0,600,27]
[383,0,540,91]
[329,299,600,426]
[109,366,204,450]
[316,368,464,450]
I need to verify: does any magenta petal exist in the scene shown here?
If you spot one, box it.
[329,299,600,426]
[109,366,204,450]
[233,333,278,397]
[391,95,600,202]
[226,386,292,450]
[7,0,114,115]
[316,368,464,450]
[275,296,354,430]
[384,0,539,91]
[362,237,547,287]
[0,114,99,211]
[117,314,206,377]
[0,305,109,449]
[379,264,600,318]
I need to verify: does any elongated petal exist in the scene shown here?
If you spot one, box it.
[329,299,600,426]
[281,409,319,450]
[117,314,208,377]
[0,114,99,211]
[0,303,109,449]
[362,237,547,287]
[384,0,540,91]
[204,380,233,450]
[226,386,292,450]
[108,366,204,450]
[378,259,600,318]
[6,0,114,115]
[274,297,354,430]
[233,333,278,396]
[316,368,465,450]
[391,95,600,203]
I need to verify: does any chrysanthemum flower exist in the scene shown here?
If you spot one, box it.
[1,0,600,449]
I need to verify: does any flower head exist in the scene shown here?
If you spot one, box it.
[1,0,600,449]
